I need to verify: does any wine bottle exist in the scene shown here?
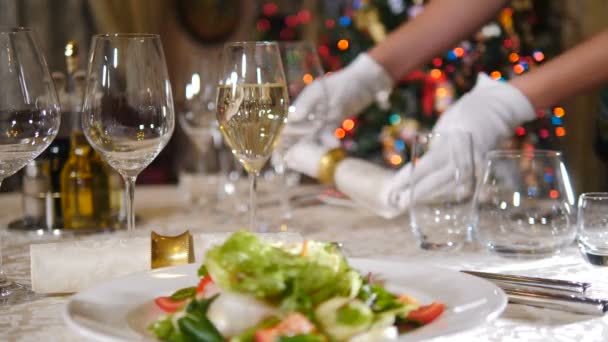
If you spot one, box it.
[60,130,112,229]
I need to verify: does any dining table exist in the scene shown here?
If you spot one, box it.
[1,183,608,341]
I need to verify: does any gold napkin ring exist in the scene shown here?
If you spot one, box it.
[151,231,195,269]
[318,148,347,185]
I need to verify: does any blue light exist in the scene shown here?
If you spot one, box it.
[395,139,406,151]
[447,50,457,61]
[339,16,352,26]
[520,61,529,71]
[389,113,401,125]
[551,116,562,125]
[527,186,538,196]
[544,173,554,183]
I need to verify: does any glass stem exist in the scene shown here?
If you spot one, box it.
[123,175,137,234]
[0,179,10,294]
[249,172,258,232]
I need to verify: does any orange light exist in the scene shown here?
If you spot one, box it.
[389,154,403,165]
[533,51,545,62]
[337,39,349,50]
[508,53,519,63]
[342,119,355,131]
[490,71,502,80]
[335,128,346,139]
[302,73,313,84]
[513,64,525,74]
[436,87,447,97]
[549,189,559,199]
[555,127,566,137]
[553,107,565,117]
[454,47,465,57]
[430,69,442,79]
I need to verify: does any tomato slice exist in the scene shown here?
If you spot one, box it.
[196,276,213,295]
[254,327,278,342]
[406,302,445,324]
[154,296,187,313]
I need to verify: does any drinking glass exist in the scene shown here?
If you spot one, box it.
[82,34,175,233]
[577,193,608,265]
[271,41,328,219]
[473,150,576,257]
[216,41,288,231]
[409,131,476,251]
[0,28,61,298]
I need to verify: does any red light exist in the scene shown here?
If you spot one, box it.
[342,119,355,131]
[297,10,311,23]
[446,65,455,73]
[285,15,299,27]
[335,128,346,139]
[263,2,279,16]
[515,126,526,136]
[539,129,549,139]
[503,39,513,48]
[325,19,335,28]
[256,18,271,32]
[318,45,329,56]
[555,127,566,137]
[550,189,559,199]
[536,110,546,118]
[432,58,443,67]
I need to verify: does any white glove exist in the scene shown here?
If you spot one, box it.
[286,73,536,219]
[290,53,393,123]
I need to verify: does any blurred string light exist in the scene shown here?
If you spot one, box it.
[342,118,355,131]
[335,127,346,139]
[339,16,352,27]
[302,73,313,84]
[337,39,349,50]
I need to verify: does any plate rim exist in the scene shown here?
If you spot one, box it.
[63,257,508,341]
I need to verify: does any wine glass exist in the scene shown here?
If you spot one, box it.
[216,41,288,231]
[0,28,60,298]
[472,150,576,258]
[82,34,175,233]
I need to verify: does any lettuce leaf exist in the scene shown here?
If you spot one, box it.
[204,231,361,313]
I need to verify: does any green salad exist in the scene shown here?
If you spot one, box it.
[149,231,444,341]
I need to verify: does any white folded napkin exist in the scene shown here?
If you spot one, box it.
[30,232,302,294]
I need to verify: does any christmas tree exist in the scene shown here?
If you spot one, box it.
[256,0,566,168]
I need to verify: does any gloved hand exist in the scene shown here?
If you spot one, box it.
[286,73,536,219]
[289,53,393,123]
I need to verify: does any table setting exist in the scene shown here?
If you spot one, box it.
[1,27,608,342]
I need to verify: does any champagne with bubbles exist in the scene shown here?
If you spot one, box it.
[216,83,288,173]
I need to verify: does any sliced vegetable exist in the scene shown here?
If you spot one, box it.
[315,297,372,341]
[154,296,187,313]
[197,264,208,277]
[406,302,445,324]
[170,286,197,301]
[277,334,324,342]
[231,317,281,342]
[178,314,223,342]
[196,276,213,295]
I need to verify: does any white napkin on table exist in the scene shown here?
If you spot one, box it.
[30,232,302,294]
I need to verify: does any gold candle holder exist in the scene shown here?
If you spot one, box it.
[151,230,195,269]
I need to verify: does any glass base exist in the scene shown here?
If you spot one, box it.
[579,249,608,266]
[486,244,563,259]
[0,276,39,305]
[418,240,462,252]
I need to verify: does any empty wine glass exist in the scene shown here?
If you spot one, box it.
[216,41,288,231]
[82,34,175,233]
[472,150,576,258]
[0,28,61,298]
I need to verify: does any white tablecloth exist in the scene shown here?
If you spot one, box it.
[1,185,608,341]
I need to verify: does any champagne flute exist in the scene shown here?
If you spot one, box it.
[216,41,288,231]
[82,34,175,233]
[0,28,60,299]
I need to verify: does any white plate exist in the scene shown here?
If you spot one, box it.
[64,258,507,341]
